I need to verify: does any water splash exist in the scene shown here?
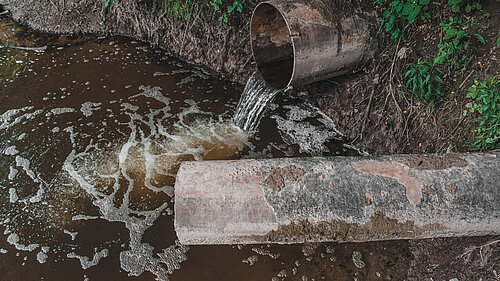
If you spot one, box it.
[233,72,281,131]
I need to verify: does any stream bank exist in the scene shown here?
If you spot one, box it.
[0,0,499,280]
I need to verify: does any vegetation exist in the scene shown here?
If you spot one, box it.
[210,0,247,22]
[403,59,443,104]
[434,16,484,73]
[375,0,432,41]
[160,0,200,20]
[374,0,497,149]
[465,75,500,150]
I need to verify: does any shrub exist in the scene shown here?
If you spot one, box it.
[448,0,482,13]
[374,0,432,41]
[465,75,500,150]
[210,0,248,22]
[404,59,444,104]
[434,17,484,73]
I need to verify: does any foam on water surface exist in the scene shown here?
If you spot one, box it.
[0,33,363,281]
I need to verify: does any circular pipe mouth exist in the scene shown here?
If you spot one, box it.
[250,2,295,89]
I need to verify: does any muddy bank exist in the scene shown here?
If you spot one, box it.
[0,0,254,84]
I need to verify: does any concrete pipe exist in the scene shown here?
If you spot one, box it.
[250,0,378,89]
[174,152,500,245]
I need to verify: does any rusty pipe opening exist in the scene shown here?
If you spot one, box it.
[251,0,378,89]
[250,2,294,89]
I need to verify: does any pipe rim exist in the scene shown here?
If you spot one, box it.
[250,1,296,89]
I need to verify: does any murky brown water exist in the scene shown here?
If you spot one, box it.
[0,18,411,281]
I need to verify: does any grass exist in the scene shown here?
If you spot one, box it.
[464,75,500,151]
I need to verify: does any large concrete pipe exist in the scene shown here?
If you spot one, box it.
[250,0,378,89]
[174,152,500,245]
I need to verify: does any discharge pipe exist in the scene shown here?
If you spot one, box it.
[174,152,500,245]
[250,0,378,89]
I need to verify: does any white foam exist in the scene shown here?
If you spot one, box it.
[242,255,258,266]
[37,247,49,264]
[4,145,19,155]
[51,107,76,115]
[67,248,109,269]
[64,230,78,240]
[8,188,18,203]
[15,156,37,180]
[8,166,18,180]
[80,102,102,117]
[7,233,39,252]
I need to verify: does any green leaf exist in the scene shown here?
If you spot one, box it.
[390,1,400,7]
[402,2,414,15]
[452,4,460,12]
[474,33,485,44]
[409,5,421,22]
[420,0,430,5]
[386,15,395,31]
[444,28,458,39]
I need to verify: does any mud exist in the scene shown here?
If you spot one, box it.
[256,211,446,244]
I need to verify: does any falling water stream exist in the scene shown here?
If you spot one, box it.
[233,72,280,131]
[0,18,412,281]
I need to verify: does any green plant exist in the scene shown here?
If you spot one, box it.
[160,0,200,20]
[404,59,444,103]
[105,0,117,8]
[497,29,500,47]
[434,17,484,73]
[448,0,482,13]
[465,75,500,150]
[210,0,246,22]
[374,0,432,41]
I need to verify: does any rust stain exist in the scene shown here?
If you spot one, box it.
[449,183,458,195]
[479,153,497,158]
[352,161,423,206]
[365,193,374,206]
[262,165,306,192]
[424,185,437,195]
[405,154,467,170]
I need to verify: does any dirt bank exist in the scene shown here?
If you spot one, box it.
[0,0,498,280]
[0,0,254,84]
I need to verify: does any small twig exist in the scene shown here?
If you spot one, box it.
[389,36,403,115]
[0,11,9,15]
[360,88,375,139]
[459,69,475,90]
[461,239,500,260]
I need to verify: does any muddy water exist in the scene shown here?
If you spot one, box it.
[0,18,411,281]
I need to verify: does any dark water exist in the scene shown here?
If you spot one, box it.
[0,18,411,281]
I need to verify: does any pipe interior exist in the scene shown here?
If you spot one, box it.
[251,3,294,89]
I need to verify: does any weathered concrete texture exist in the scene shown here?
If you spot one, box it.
[174,152,500,245]
[251,0,378,88]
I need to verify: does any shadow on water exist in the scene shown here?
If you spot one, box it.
[0,17,412,281]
